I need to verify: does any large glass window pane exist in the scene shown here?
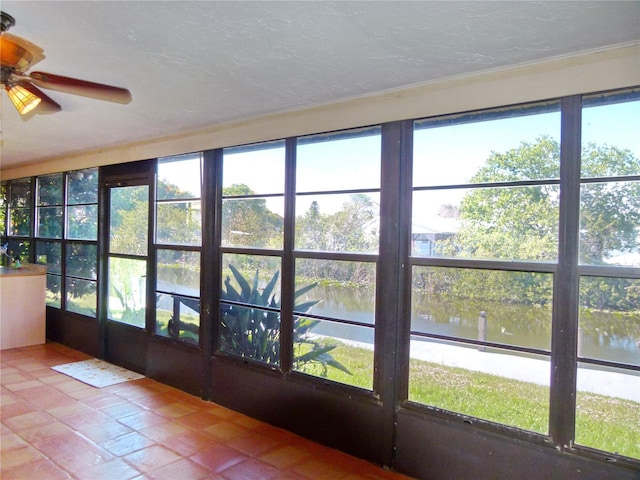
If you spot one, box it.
[578,276,639,367]
[575,363,640,459]
[9,208,30,236]
[221,254,281,307]
[579,181,640,266]
[297,128,381,192]
[36,240,62,275]
[582,93,640,179]
[67,204,98,240]
[66,243,97,280]
[221,197,284,248]
[37,206,63,238]
[157,249,200,296]
[409,338,549,434]
[576,91,640,460]
[7,239,29,264]
[45,274,61,308]
[295,193,380,253]
[156,201,202,246]
[66,278,97,317]
[294,317,373,390]
[67,169,98,205]
[220,254,281,366]
[413,105,560,187]
[110,186,148,256]
[412,185,559,262]
[156,294,200,344]
[9,179,31,209]
[220,303,280,366]
[223,141,285,195]
[108,257,146,327]
[293,259,375,388]
[412,266,553,350]
[295,259,376,324]
[8,178,31,240]
[37,174,63,206]
[157,154,202,200]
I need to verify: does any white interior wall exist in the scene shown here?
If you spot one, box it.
[3,44,639,180]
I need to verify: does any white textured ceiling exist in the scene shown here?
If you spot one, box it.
[1,1,639,170]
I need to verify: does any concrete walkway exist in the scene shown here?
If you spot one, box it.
[408,339,639,403]
[332,336,639,403]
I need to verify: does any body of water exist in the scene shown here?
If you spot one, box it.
[158,268,640,367]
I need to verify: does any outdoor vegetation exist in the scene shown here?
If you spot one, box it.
[311,337,639,459]
[220,264,351,375]
[3,122,637,461]
[417,136,640,310]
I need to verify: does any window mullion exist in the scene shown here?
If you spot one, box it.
[549,94,582,448]
[280,137,297,373]
[376,120,413,467]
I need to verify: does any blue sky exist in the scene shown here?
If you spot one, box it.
[157,99,639,219]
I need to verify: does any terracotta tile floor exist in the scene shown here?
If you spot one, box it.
[1,342,414,480]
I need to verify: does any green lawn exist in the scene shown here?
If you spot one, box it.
[322,340,639,460]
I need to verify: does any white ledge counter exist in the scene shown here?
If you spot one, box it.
[0,264,47,350]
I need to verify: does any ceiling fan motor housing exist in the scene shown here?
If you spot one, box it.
[1,11,16,33]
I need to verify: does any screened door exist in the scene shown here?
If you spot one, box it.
[103,180,151,373]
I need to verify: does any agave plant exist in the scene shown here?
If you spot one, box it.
[221,264,351,375]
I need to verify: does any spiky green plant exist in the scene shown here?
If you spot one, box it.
[221,264,351,375]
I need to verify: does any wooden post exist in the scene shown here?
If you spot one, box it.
[478,311,487,352]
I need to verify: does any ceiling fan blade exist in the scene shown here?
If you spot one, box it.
[18,81,62,114]
[0,33,44,70]
[27,71,132,104]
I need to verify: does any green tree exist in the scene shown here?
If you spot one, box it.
[296,194,378,254]
[580,144,640,264]
[429,136,640,309]
[455,136,559,262]
[222,184,283,248]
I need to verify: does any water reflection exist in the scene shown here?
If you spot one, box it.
[155,267,639,366]
[412,294,639,366]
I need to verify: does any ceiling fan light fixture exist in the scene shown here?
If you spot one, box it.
[6,83,41,115]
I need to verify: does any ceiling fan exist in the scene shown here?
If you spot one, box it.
[1,10,132,117]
